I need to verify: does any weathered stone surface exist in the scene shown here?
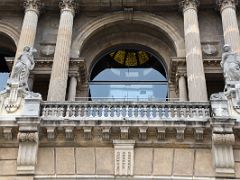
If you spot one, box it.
[235,162,240,178]
[234,149,240,162]
[56,148,75,175]
[194,149,214,177]
[0,177,33,180]
[173,148,194,176]
[96,148,114,175]
[36,148,55,175]
[153,148,173,176]
[0,160,16,175]
[0,148,17,160]
[134,148,153,175]
[76,147,95,174]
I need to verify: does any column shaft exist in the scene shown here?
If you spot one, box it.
[11,0,41,77]
[67,76,77,101]
[47,5,75,101]
[178,75,188,101]
[15,10,38,59]
[220,1,240,54]
[182,1,208,102]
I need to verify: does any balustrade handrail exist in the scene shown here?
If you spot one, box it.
[41,101,210,106]
[40,101,210,121]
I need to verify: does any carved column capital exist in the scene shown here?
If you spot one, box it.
[23,0,42,14]
[217,0,238,12]
[59,0,78,15]
[179,0,200,12]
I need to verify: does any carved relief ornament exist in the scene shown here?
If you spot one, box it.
[59,0,77,14]
[23,0,42,14]
[217,0,238,11]
[212,133,235,145]
[17,132,39,143]
[179,0,200,12]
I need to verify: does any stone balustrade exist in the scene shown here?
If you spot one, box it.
[41,101,210,121]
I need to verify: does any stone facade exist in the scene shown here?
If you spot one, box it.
[0,0,240,179]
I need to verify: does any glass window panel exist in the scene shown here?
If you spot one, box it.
[0,73,9,91]
[93,68,167,82]
[89,84,168,101]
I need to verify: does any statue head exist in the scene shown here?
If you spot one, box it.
[23,46,30,52]
[223,44,231,52]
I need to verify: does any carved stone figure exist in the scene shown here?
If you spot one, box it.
[9,46,37,90]
[221,44,240,82]
[0,46,40,113]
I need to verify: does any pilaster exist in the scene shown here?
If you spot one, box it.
[211,118,236,177]
[16,117,40,175]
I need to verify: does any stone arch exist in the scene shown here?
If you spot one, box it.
[72,11,185,58]
[0,21,20,46]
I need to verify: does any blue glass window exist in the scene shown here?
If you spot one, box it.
[89,49,168,101]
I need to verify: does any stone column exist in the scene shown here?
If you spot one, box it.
[180,0,208,102]
[14,0,41,61]
[67,76,77,101]
[47,0,76,101]
[178,74,188,101]
[218,0,240,54]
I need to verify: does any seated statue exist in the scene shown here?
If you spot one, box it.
[9,46,37,90]
[221,44,240,82]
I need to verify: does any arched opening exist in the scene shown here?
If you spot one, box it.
[89,46,168,101]
[0,32,16,90]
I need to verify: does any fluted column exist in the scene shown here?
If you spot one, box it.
[218,0,240,55]
[178,74,188,101]
[180,0,208,102]
[47,0,76,101]
[67,76,78,101]
[14,0,41,61]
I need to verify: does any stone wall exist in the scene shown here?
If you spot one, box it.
[31,147,221,179]
[1,146,240,179]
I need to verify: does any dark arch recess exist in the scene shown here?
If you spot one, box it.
[89,44,168,81]
[0,32,16,72]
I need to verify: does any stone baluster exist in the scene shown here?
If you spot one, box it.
[13,0,42,64]
[47,0,77,101]
[178,73,188,101]
[67,76,78,101]
[218,0,240,54]
[180,0,208,102]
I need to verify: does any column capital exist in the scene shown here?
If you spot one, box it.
[217,0,238,12]
[23,0,42,14]
[59,0,78,15]
[179,0,199,12]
